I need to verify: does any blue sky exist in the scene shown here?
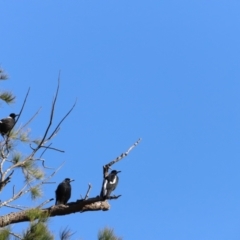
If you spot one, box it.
[1,1,240,239]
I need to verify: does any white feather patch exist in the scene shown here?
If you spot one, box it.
[110,176,117,184]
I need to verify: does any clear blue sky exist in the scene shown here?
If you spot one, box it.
[1,1,240,239]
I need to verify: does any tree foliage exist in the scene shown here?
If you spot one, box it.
[0,69,140,239]
[0,67,15,105]
[98,227,122,240]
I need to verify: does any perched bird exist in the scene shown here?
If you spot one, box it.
[100,170,121,199]
[55,178,74,205]
[0,113,18,136]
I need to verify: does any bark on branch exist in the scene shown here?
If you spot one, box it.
[0,197,109,227]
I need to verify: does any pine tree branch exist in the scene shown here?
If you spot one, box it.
[0,162,64,207]
[0,197,110,227]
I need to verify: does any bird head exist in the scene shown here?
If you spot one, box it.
[9,113,19,119]
[64,178,74,183]
[111,170,121,175]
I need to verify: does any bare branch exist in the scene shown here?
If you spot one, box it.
[83,183,92,200]
[31,79,60,153]
[46,99,77,141]
[0,170,14,192]
[18,107,42,131]
[106,138,142,169]
[39,144,65,153]
[5,204,28,211]
[0,162,64,207]
[0,197,110,227]
[102,138,142,178]
[34,158,55,170]
[11,87,30,132]
[37,198,54,209]
[9,231,23,240]
[106,195,121,200]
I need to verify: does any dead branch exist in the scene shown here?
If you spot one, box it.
[0,162,65,208]
[103,138,142,177]
[0,170,14,191]
[46,99,77,141]
[30,78,60,154]
[37,198,54,209]
[0,197,110,227]
[14,88,30,128]
[9,231,23,240]
[5,204,28,211]
[83,183,92,200]
[19,107,42,131]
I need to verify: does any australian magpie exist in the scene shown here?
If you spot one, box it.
[55,178,74,205]
[100,170,121,199]
[0,113,18,135]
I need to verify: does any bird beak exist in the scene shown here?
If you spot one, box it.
[70,179,75,182]
[117,171,121,174]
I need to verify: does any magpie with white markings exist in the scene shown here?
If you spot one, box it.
[0,113,18,136]
[100,170,121,199]
[55,178,74,205]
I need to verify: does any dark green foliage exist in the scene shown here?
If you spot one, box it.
[0,67,15,104]
[0,228,10,240]
[59,227,75,240]
[23,220,54,240]
[98,227,122,240]
[0,68,8,80]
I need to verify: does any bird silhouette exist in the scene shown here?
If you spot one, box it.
[100,170,121,199]
[0,113,18,135]
[55,178,74,205]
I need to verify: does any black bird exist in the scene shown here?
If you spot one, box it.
[0,113,18,135]
[55,178,74,205]
[100,170,121,199]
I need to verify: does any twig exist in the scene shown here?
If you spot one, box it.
[46,99,77,141]
[12,87,30,131]
[39,144,65,153]
[0,162,65,207]
[84,183,92,200]
[106,138,141,168]
[37,198,54,209]
[9,231,23,240]
[106,195,121,200]
[103,138,142,177]
[0,170,14,191]
[5,204,28,210]
[32,79,60,153]
[34,158,55,169]
[19,107,42,130]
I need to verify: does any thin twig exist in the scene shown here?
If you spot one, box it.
[5,204,28,210]
[47,99,77,141]
[18,107,42,131]
[84,183,92,200]
[37,198,54,209]
[34,158,55,169]
[9,231,23,240]
[0,170,14,192]
[0,162,65,207]
[32,79,60,153]
[13,88,31,129]
[40,144,65,153]
[106,138,142,168]
[103,138,142,178]
[106,195,121,200]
